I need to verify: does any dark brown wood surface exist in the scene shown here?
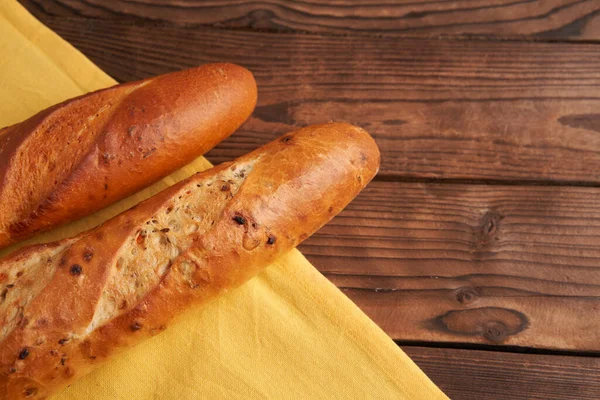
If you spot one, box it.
[311,182,600,351]
[33,17,600,184]
[405,346,600,400]
[15,1,600,398]
[20,0,600,41]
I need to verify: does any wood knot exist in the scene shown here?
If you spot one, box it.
[483,322,508,342]
[475,210,503,249]
[430,307,528,343]
[558,113,600,133]
[455,287,479,305]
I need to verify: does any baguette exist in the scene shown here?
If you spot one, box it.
[0,122,380,399]
[0,63,257,249]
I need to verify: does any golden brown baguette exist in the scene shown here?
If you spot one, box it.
[0,63,257,249]
[0,122,379,399]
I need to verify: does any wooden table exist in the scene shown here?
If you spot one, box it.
[19,1,600,398]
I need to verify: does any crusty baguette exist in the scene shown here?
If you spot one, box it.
[0,122,379,399]
[0,63,257,249]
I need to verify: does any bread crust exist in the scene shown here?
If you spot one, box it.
[0,122,379,399]
[0,63,257,248]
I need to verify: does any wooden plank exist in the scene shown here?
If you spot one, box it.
[298,181,600,351]
[16,8,600,351]
[33,17,600,184]
[403,346,600,400]
[20,0,600,41]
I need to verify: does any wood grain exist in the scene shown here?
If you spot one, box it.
[299,181,600,350]
[33,17,600,184]
[12,10,600,352]
[20,0,600,41]
[404,346,600,399]
[13,1,600,395]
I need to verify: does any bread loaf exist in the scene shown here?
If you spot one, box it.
[0,122,379,399]
[0,63,257,249]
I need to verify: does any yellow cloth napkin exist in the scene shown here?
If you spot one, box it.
[0,2,448,399]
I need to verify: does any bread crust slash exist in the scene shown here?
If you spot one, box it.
[0,63,257,249]
[0,122,380,399]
